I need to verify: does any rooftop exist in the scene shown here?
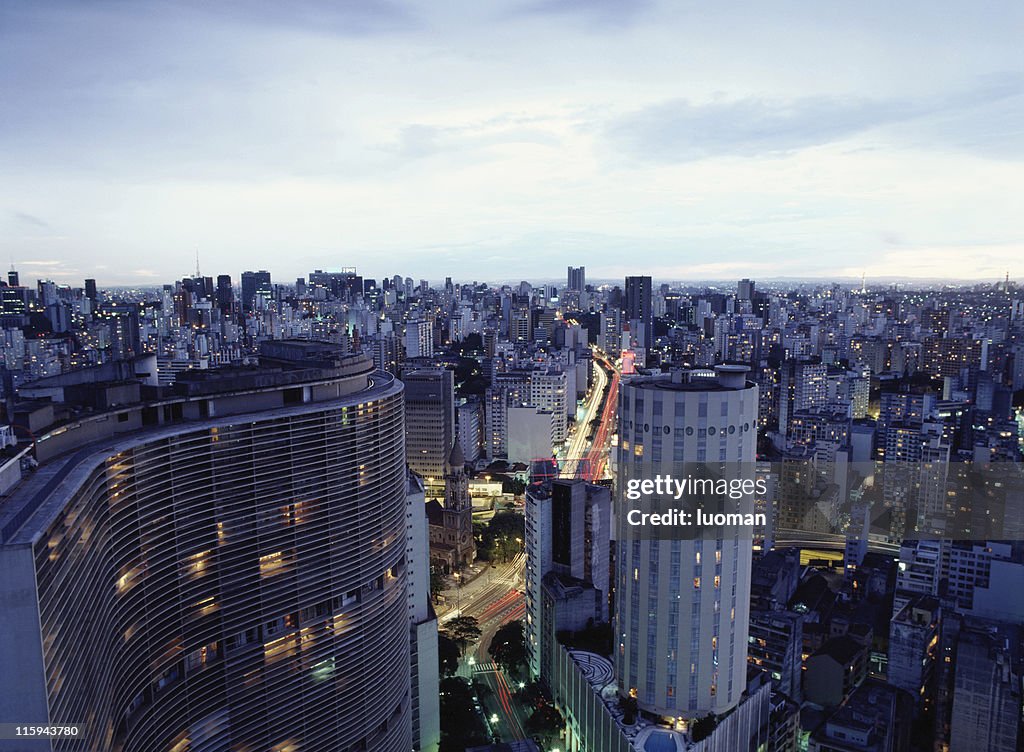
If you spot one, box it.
[1,344,388,546]
[626,365,755,393]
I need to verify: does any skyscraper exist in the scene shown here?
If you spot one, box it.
[525,478,611,680]
[405,319,433,359]
[240,269,272,312]
[567,266,586,292]
[616,365,758,719]
[215,274,233,315]
[624,275,653,350]
[0,342,424,752]
[403,368,456,486]
[84,277,98,302]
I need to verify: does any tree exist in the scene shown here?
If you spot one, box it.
[690,713,717,742]
[489,511,524,539]
[442,615,482,654]
[503,477,527,496]
[526,704,563,747]
[438,633,461,676]
[488,620,527,675]
[476,511,525,564]
[439,677,489,751]
[471,678,494,702]
[430,570,446,602]
[620,693,638,725]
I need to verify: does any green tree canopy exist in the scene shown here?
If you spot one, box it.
[438,633,461,677]
[439,677,489,751]
[442,615,482,654]
[488,620,527,675]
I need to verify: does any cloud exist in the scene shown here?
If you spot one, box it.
[605,74,1024,162]
[606,96,913,162]
[12,211,50,229]
[19,260,63,266]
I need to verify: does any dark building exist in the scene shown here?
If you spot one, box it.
[84,278,98,302]
[624,275,653,349]
[96,303,142,360]
[240,269,272,311]
[215,274,234,315]
[403,368,455,487]
[567,266,585,292]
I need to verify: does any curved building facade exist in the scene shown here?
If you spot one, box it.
[615,366,758,721]
[0,349,413,752]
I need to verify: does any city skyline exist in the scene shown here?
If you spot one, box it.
[3,1,1022,284]
[2,262,1022,751]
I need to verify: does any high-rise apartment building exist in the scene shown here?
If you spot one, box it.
[949,623,1021,752]
[456,398,483,463]
[0,342,427,752]
[567,266,586,292]
[529,368,568,445]
[405,319,433,359]
[624,275,653,350]
[240,269,272,312]
[616,366,758,719]
[403,368,456,486]
[887,595,939,714]
[215,274,233,315]
[778,359,827,439]
[525,479,611,680]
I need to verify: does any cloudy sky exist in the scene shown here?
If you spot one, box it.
[1,0,1022,286]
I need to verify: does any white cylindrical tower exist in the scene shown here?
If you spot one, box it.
[615,367,758,721]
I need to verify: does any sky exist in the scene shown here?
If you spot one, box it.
[1,0,1022,286]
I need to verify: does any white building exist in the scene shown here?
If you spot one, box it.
[530,368,568,445]
[616,365,759,719]
[405,319,433,358]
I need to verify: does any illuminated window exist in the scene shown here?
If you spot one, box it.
[116,565,143,594]
[264,633,299,663]
[184,550,211,578]
[693,577,700,589]
[259,551,288,577]
[195,596,218,617]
